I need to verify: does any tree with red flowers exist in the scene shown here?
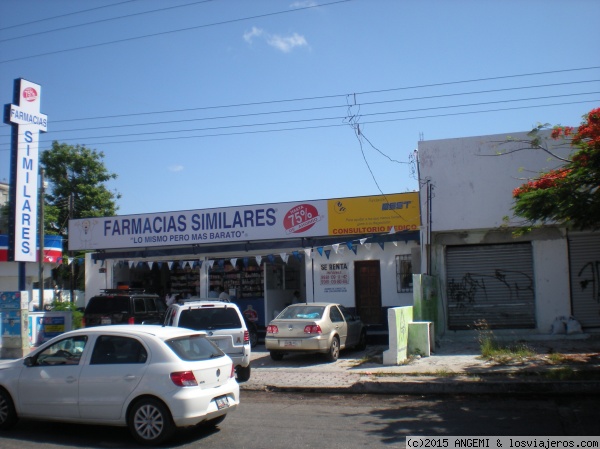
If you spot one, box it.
[512,107,600,229]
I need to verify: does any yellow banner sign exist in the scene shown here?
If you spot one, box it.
[327,192,419,236]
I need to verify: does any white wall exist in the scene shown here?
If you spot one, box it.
[304,240,417,308]
[418,130,571,232]
[417,130,574,334]
[85,253,113,304]
[533,237,571,331]
[0,261,61,297]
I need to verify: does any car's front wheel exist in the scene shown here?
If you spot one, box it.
[128,397,175,446]
[0,388,18,430]
[236,364,251,382]
[325,336,340,362]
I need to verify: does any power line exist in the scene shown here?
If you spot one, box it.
[0,0,141,32]
[1,90,597,147]
[1,99,593,151]
[26,66,600,125]
[0,0,353,64]
[2,90,595,146]
[34,80,600,135]
[0,0,217,44]
[36,91,600,141]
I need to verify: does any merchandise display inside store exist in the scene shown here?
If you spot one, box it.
[211,262,264,298]
[116,255,303,307]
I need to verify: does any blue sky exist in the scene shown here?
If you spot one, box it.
[1,0,598,217]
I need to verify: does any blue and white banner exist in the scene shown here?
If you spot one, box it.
[68,192,419,251]
[68,200,329,251]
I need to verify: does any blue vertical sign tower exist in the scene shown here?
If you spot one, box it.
[3,79,48,289]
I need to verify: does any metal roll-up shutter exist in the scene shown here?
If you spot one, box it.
[568,233,600,328]
[446,243,535,330]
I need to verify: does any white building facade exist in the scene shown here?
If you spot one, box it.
[79,193,421,332]
[417,130,600,334]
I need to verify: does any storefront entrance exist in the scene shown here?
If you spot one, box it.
[114,254,305,328]
[354,260,382,324]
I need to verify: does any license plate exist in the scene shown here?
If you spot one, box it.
[101,317,111,325]
[215,396,229,410]
[282,340,299,347]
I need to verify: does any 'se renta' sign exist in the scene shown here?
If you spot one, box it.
[5,79,48,262]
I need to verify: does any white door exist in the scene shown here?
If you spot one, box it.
[18,336,88,418]
[79,335,148,420]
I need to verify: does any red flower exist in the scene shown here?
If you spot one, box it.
[551,126,574,139]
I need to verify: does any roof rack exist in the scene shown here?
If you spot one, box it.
[100,288,148,294]
[179,297,231,303]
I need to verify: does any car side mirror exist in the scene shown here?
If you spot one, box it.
[23,356,35,367]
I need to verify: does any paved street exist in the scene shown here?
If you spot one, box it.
[0,391,598,449]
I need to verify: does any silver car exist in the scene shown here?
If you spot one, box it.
[265,303,366,362]
[164,299,252,382]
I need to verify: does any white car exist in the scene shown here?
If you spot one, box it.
[0,325,239,446]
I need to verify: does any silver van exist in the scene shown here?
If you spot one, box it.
[163,299,251,382]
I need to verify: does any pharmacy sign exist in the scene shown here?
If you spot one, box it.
[4,79,48,262]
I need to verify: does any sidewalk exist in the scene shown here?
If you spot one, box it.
[240,334,600,395]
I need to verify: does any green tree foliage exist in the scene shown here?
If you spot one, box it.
[41,142,120,236]
[40,142,121,291]
[512,107,600,230]
[50,300,83,329]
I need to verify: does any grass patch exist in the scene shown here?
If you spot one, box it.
[546,352,570,364]
[351,348,384,367]
[475,320,535,363]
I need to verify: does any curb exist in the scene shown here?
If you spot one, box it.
[348,379,600,395]
[239,377,600,395]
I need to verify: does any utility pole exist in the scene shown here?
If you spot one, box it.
[69,191,75,303]
[38,168,45,310]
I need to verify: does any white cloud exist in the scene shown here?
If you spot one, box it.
[243,26,264,43]
[244,26,308,53]
[290,1,318,8]
[266,33,308,53]
[169,165,184,172]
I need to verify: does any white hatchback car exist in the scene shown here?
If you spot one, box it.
[0,325,239,446]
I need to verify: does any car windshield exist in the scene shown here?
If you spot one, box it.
[85,296,129,313]
[165,334,225,361]
[178,307,242,331]
[278,306,325,320]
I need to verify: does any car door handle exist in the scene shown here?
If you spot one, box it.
[124,375,137,381]
[66,376,77,384]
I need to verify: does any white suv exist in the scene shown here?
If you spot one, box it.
[164,299,251,382]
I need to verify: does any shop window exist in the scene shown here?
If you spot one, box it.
[396,255,413,293]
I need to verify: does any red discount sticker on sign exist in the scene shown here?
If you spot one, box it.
[23,87,38,102]
[283,203,321,234]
